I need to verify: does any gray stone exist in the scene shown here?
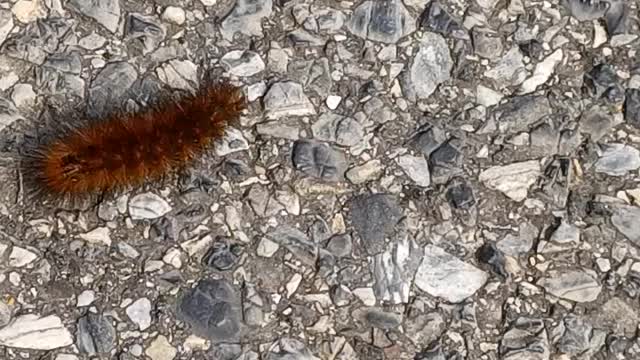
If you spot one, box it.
[76,313,116,355]
[311,113,364,147]
[221,50,265,77]
[493,95,552,134]
[146,335,177,360]
[537,269,601,302]
[0,96,23,133]
[496,222,539,256]
[326,234,352,258]
[128,193,172,220]
[562,0,609,21]
[595,143,640,176]
[0,314,73,350]
[126,298,152,330]
[404,312,446,348]
[68,0,120,33]
[605,0,630,36]
[590,297,639,336]
[0,10,13,46]
[176,279,241,342]
[479,160,541,202]
[2,18,72,65]
[624,88,640,128]
[583,63,624,103]
[221,0,273,40]
[264,81,315,119]
[315,8,345,33]
[214,128,250,156]
[500,317,550,360]
[472,27,503,60]
[88,61,138,117]
[347,0,416,44]
[397,154,431,187]
[419,1,468,40]
[414,245,489,303]
[372,233,422,304]
[0,300,11,328]
[519,48,563,94]
[125,13,166,54]
[291,139,347,182]
[350,193,403,256]
[579,107,622,142]
[156,59,198,92]
[266,226,318,265]
[484,47,527,88]
[611,205,640,247]
[404,32,452,100]
[287,58,332,98]
[358,308,402,329]
[345,159,384,185]
[556,315,593,355]
[538,220,580,253]
[264,338,320,360]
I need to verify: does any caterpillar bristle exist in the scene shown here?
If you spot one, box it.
[19,76,247,210]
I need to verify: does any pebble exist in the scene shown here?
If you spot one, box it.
[346,159,384,184]
[146,335,177,360]
[76,290,96,307]
[405,32,453,100]
[77,227,112,246]
[220,50,265,77]
[8,246,37,267]
[11,0,47,24]
[0,10,13,45]
[264,81,316,119]
[325,95,342,109]
[347,0,415,44]
[126,298,152,331]
[414,245,489,303]
[161,6,186,25]
[129,193,172,220]
[479,160,541,202]
[397,154,431,187]
[594,143,640,176]
[537,269,602,302]
[68,0,120,33]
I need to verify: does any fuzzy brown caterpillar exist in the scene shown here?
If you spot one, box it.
[21,80,246,204]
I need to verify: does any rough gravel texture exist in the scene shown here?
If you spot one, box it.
[1,0,640,359]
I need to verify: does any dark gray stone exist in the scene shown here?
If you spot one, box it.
[347,0,416,44]
[419,1,468,40]
[87,61,138,117]
[476,242,507,279]
[362,309,402,329]
[291,139,347,182]
[494,95,552,134]
[325,234,352,257]
[624,88,640,128]
[202,240,241,271]
[446,178,475,210]
[1,17,72,65]
[583,64,624,103]
[349,193,403,255]
[472,27,503,60]
[267,226,318,265]
[562,0,609,21]
[176,279,241,342]
[605,0,629,36]
[500,317,550,360]
[76,313,116,355]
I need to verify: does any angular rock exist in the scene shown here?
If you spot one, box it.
[562,0,609,21]
[291,139,347,182]
[0,10,14,46]
[472,27,503,60]
[346,159,384,185]
[479,160,541,202]
[624,88,640,128]
[446,178,475,209]
[594,143,640,176]
[372,233,422,304]
[176,279,241,342]
[397,154,431,187]
[500,317,550,360]
[126,298,152,331]
[419,1,468,40]
[146,335,177,360]
[125,13,166,55]
[493,95,552,134]
[414,245,489,303]
[264,81,315,119]
[68,0,120,33]
[583,63,624,104]
[311,113,364,147]
[538,269,601,302]
[484,47,527,88]
[220,0,273,40]
[128,193,172,220]
[87,61,138,117]
[348,0,416,44]
[264,338,320,360]
[0,314,73,350]
[350,193,403,256]
[611,205,640,247]
[519,48,563,94]
[220,50,265,77]
[404,32,452,100]
[266,226,318,265]
[76,313,116,355]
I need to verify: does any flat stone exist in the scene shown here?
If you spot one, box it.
[76,290,95,307]
[264,338,320,360]
[590,297,639,336]
[519,48,563,94]
[12,0,47,24]
[220,50,265,77]
[493,95,552,134]
[214,127,249,156]
[537,269,601,302]
[176,279,241,342]
[125,13,166,54]
[126,298,152,331]
[350,193,403,256]
[220,0,273,40]
[397,154,431,187]
[419,1,468,40]
[311,113,364,147]
[484,47,527,88]
[77,227,112,246]
[472,27,503,60]
[87,61,138,117]
[8,246,37,267]
[0,314,73,350]
[611,205,640,247]
[0,10,14,46]
[414,245,489,303]
[346,159,384,185]
[372,233,422,304]
[563,0,609,21]
[264,81,315,119]
[500,317,550,360]
[146,335,177,360]
[594,143,640,176]
[291,139,347,182]
[68,0,121,33]
[156,59,198,92]
[348,0,416,44]
[404,32,452,100]
[129,193,172,220]
[479,160,541,202]
[76,313,116,355]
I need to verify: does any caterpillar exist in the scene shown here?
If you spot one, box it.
[20,77,247,207]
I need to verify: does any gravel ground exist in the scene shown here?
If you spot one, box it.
[1,0,640,359]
